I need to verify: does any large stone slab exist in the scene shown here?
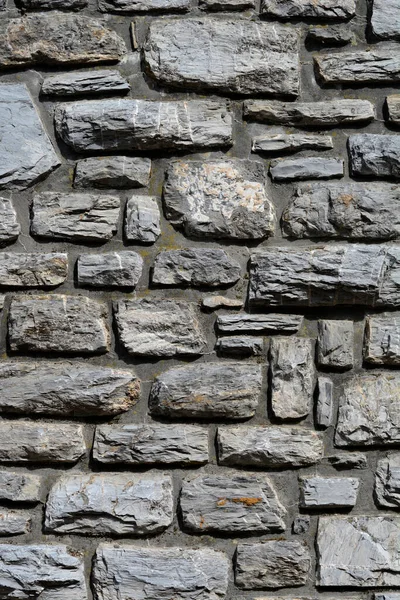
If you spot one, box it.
[93,423,209,465]
[317,320,354,369]
[217,313,302,334]
[144,18,299,96]
[0,198,20,243]
[125,195,161,243]
[261,0,355,20]
[371,0,400,40]
[77,251,143,288]
[149,362,262,420]
[217,426,323,467]
[375,454,400,508]
[0,14,125,69]
[114,298,206,357]
[270,157,344,181]
[0,84,60,190]
[364,313,400,365]
[9,294,110,354]
[99,0,191,11]
[300,476,359,509]
[0,471,42,503]
[75,156,150,189]
[164,160,275,240]
[93,545,229,600]
[45,472,173,535]
[252,133,333,154]
[0,252,67,288]
[317,516,400,586]
[0,361,139,417]
[315,46,400,84]
[180,472,286,533]
[41,69,129,97]
[349,135,400,179]
[55,99,232,152]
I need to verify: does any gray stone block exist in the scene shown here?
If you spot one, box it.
[293,515,310,534]
[300,476,359,509]
[252,133,333,154]
[349,134,400,179]
[316,376,334,429]
[270,157,344,181]
[217,313,303,334]
[216,336,263,356]
[317,320,354,369]
[0,510,31,536]
[306,25,354,45]
[77,252,143,288]
[261,0,355,19]
[202,296,243,310]
[200,0,255,10]
[19,0,87,7]
[153,249,240,287]
[387,94,400,123]
[375,454,400,508]
[315,46,400,84]
[364,312,400,365]
[326,453,367,470]
[0,198,20,243]
[99,0,191,11]
[0,471,42,503]
[125,196,161,243]
[0,252,67,288]
[371,0,400,40]
[41,69,129,97]
[75,156,150,189]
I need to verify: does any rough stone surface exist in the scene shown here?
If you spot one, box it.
[349,134,400,179]
[235,541,311,589]
[317,320,354,369]
[218,426,324,468]
[316,376,334,429]
[114,298,206,357]
[19,0,87,7]
[93,545,230,600]
[364,313,400,365]
[0,198,20,244]
[149,362,262,420]
[326,453,368,470]
[93,423,209,465]
[153,249,241,287]
[0,510,31,536]
[261,0,355,20]
[41,70,129,97]
[375,454,400,508]
[125,195,161,243]
[75,156,150,189]
[202,296,243,310]
[99,0,191,11]
[306,25,354,45]
[315,47,400,84]
[300,477,359,509]
[216,336,263,356]
[77,251,143,288]
[180,472,286,533]
[387,95,400,124]
[217,313,303,334]
[163,160,275,240]
[144,18,299,96]
[270,157,344,181]
[371,0,400,40]
[293,516,311,534]
[270,337,315,420]
[0,252,67,288]
[252,134,333,154]
[200,0,255,9]
[0,471,42,503]
[8,294,110,354]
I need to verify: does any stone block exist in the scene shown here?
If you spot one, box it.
[75,156,150,189]
[317,320,354,369]
[77,252,143,288]
[300,476,359,509]
[153,249,240,287]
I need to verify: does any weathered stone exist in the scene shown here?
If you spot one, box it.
[349,134,400,179]
[306,25,354,45]
[125,196,161,243]
[93,423,209,465]
[75,156,150,189]
[153,249,240,287]
[0,0,5,9]
[31,192,120,242]
[300,476,359,509]
[0,361,139,417]
[9,294,110,354]
[19,0,87,7]
[0,84,60,190]
[235,541,311,589]
[375,454,400,508]
[326,453,367,470]
[42,69,129,97]
[317,516,400,586]
[315,46,400,84]
[202,295,243,310]
[252,134,333,155]
[316,376,334,429]
[93,545,229,600]
[376,595,400,600]
[144,18,299,97]
[0,511,31,536]
[244,99,374,127]
[364,313,400,365]
[218,426,323,468]
[371,0,400,40]
[0,14,125,69]
[45,472,173,535]
[200,0,255,10]
[270,157,344,181]
[0,544,87,599]
[55,99,232,152]
[77,251,143,288]
[293,515,311,534]
[149,362,261,420]
[99,0,191,11]
[0,471,42,503]
[114,298,206,357]
[0,198,20,243]
[0,421,86,463]
[336,373,400,446]
[164,160,275,240]
[0,252,67,288]
[387,95,400,124]
[270,337,315,420]
[217,313,303,334]
[261,0,355,20]
[180,472,286,533]
[317,320,354,369]
[216,336,263,356]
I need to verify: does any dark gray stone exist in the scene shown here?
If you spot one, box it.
[149,362,262,420]
[261,0,355,19]
[217,313,303,334]
[202,296,243,310]
[300,476,359,509]
[0,471,42,503]
[216,336,263,356]
[315,46,400,84]
[153,249,240,287]
[200,0,255,10]
[364,312,400,365]
[270,157,344,181]
[371,0,400,40]
[0,510,31,536]
[125,196,161,243]
[253,134,333,154]
[293,515,311,534]
[0,0,5,8]
[326,453,368,470]
[316,376,334,429]
[0,198,20,243]
[349,134,400,179]
[375,454,400,508]
[317,320,354,369]
[387,95,400,124]
[180,472,286,533]
[306,25,354,45]
[41,69,129,97]
[99,0,191,11]
[77,251,143,288]
[19,0,87,7]
[75,156,150,189]
[0,252,67,288]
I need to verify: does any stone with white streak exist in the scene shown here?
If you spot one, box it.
[317,320,354,369]
[77,252,143,288]
[153,249,240,287]
[371,0,400,40]
[125,196,161,243]
[0,252,67,288]
[261,0,355,20]
[0,198,20,243]
[364,313,400,365]
[75,156,150,189]
[252,134,333,155]
[217,313,303,334]
[315,46,400,84]
[41,70,129,97]
[300,476,359,509]
[375,454,400,508]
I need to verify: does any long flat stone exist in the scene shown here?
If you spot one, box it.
[315,46,400,84]
[75,156,151,189]
[364,312,400,365]
[375,454,400,508]
[270,157,344,181]
[19,0,87,7]
[0,252,67,287]
[216,336,263,356]
[144,18,299,96]
[260,0,355,20]
[300,476,359,508]
[200,0,255,9]
[349,134,400,179]
[252,134,333,154]
[99,0,191,11]
[41,69,129,97]
[217,313,303,334]
[0,471,42,503]
[0,198,20,243]
[307,25,354,45]
[371,0,400,40]
[77,251,143,288]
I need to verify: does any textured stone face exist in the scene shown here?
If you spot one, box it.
[200,0,255,9]
[180,472,286,533]
[349,135,400,179]
[216,336,263,356]
[41,70,129,97]
[164,160,275,240]
[317,517,400,587]
[153,249,241,287]
[270,337,315,420]
[125,196,161,243]
[327,453,367,470]
[202,296,243,310]
[300,477,359,509]
[114,298,206,357]
[9,294,110,354]
[0,84,60,190]
[99,0,191,11]
[235,541,311,589]
[317,320,354,369]
[315,47,400,84]
[0,471,42,503]
[75,157,150,189]
[144,18,299,96]
[364,313,400,365]
[306,25,354,45]
[316,376,334,429]
[0,198,20,243]
[150,362,262,420]
[217,313,302,334]
[93,545,230,600]
[0,510,31,536]
[217,426,323,468]
[388,95,400,123]
[19,0,87,7]
[0,252,67,288]
[252,134,333,154]
[55,99,232,152]
[375,454,400,508]
[270,157,344,181]
[371,0,400,40]
[260,0,355,19]
[77,252,143,288]
[0,361,139,416]
[93,423,209,465]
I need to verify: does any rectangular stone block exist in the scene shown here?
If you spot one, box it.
[349,134,400,179]
[270,157,344,181]
[0,471,42,503]
[77,252,143,288]
[315,47,400,84]
[316,376,334,429]
[300,476,359,509]
[364,313,400,365]
[260,0,355,20]
[252,133,333,154]
[0,510,31,536]
[99,0,191,11]
[200,0,255,9]
[387,95,400,124]
[125,196,161,243]
[0,252,67,287]
[375,454,400,508]
[317,320,354,369]
[75,156,150,189]
[41,69,129,97]
[18,0,87,8]
[371,0,400,40]
[216,336,263,356]
[0,198,20,242]
[153,249,240,287]
[217,313,303,334]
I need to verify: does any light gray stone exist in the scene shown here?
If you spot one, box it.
[261,0,355,20]
[75,156,150,189]
[252,134,333,154]
[375,595,400,600]
[93,423,209,465]
[0,0,5,8]
[0,471,42,503]
[0,511,31,536]
[270,157,344,181]
[99,0,191,11]
[0,84,60,190]
[387,95,400,124]
[0,252,67,288]
[77,252,143,288]
[164,160,275,240]
[216,336,263,356]
[114,298,206,357]
[235,541,311,589]
[317,516,400,586]
[150,362,262,420]
[9,294,110,354]
[371,0,400,40]
[93,545,229,600]
[125,196,161,243]
[317,320,354,369]
[45,472,173,536]
[375,454,400,508]
[0,544,87,599]
[217,313,303,334]
[218,426,323,468]
[0,361,139,417]
[300,476,359,509]
[42,69,129,97]
[0,198,20,243]
[0,421,86,463]
[144,18,299,96]
[19,0,87,7]
[316,376,334,429]
[202,296,243,310]
[364,313,400,365]
[55,99,232,152]
[31,192,120,242]
[306,25,354,45]
[244,99,374,127]
[270,337,315,420]
[349,134,400,179]
[153,249,240,287]
[180,472,286,533]
[200,0,255,10]
[315,46,400,84]
[326,453,367,470]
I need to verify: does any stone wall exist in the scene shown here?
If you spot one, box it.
[0,0,399,598]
